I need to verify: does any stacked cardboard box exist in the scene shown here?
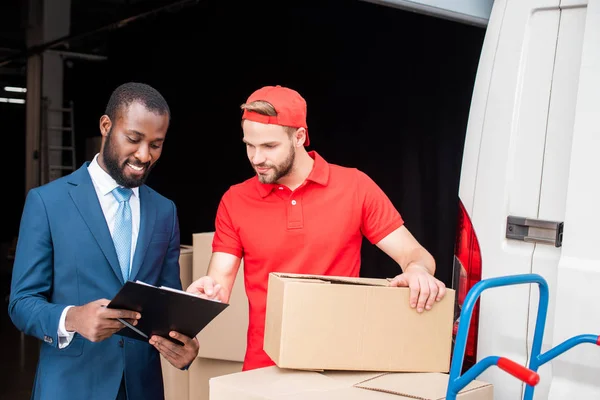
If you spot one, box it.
[160,234,249,400]
[210,365,493,399]
[160,245,193,400]
[263,272,455,372]
[159,235,494,399]
[209,273,494,399]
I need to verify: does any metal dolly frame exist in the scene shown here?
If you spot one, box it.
[446,273,599,400]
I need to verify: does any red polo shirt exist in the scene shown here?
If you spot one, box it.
[212,151,404,371]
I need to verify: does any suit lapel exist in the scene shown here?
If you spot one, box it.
[69,164,124,284]
[130,185,156,282]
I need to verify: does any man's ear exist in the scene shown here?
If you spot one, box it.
[294,128,307,147]
[99,115,112,137]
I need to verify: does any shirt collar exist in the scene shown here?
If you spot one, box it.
[256,150,330,198]
[88,153,140,198]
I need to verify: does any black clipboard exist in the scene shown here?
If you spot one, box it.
[107,280,229,344]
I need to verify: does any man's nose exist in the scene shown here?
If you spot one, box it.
[134,144,151,164]
[251,150,266,165]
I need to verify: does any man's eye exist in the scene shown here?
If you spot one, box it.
[127,137,139,143]
[150,144,161,149]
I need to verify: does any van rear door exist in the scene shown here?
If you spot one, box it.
[547,0,600,398]
[458,0,588,398]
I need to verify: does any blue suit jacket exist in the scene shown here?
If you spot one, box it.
[9,163,182,400]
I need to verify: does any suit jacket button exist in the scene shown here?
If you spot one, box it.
[118,339,124,348]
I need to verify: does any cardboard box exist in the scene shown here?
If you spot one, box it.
[210,366,493,399]
[161,244,194,400]
[161,241,247,400]
[264,273,455,372]
[188,357,243,400]
[192,232,249,362]
[180,244,194,290]
[161,355,190,400]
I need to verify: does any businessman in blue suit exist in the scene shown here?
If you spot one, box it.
[9,82,199,400]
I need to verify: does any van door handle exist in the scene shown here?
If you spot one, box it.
[506,216,564,247]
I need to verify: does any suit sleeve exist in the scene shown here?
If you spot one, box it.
[8,189,67,348]
[158,200,182,290]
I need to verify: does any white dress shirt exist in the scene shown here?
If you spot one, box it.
[57,154,141,348]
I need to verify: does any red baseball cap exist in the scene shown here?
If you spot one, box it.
[241,85,310,146]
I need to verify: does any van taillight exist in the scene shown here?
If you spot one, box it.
[453,199,482,371]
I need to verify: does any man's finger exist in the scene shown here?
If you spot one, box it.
[169,331,192,345]
[190,337,200,352]
[97,299,111,307]
[203,279,214,296]
[389,275,407,288]
[150,335,182,359]
[212,284,222,298]
[416,276,430,313]
[425,280,438,311]
[153,342,178,363]
[436,281,447,301]
[120,318,138,326]
[105,309,141,321]
[408,279,420,309]
[171,332,199,364]
[104,319,127,330]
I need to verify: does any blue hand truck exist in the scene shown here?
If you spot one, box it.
[445,273,599,400]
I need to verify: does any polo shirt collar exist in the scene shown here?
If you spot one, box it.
[256,150,330,198]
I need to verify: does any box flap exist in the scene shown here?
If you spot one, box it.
[271,272,390,287]
[354,373,492,399]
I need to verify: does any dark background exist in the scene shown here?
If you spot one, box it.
[0,1,485,396]
[6,0,485,287]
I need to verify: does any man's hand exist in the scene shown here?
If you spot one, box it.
[65,299,141,342]
[186,276,227,302]
[388,265,447,313]
[149,331,199,369]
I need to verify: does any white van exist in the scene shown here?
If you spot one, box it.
[453,0,600,398]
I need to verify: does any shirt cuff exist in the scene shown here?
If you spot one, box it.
[58,305,75,349]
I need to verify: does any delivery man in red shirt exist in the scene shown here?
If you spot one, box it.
[187,85,447,371]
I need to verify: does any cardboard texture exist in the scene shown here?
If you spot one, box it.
[162,356,243,400]
[264,273,455,372]
[188,358,243,400]
[180,245,194,290]
[192,232,249,362]
[209,366,493,400]
[162,242,244,400]
[161,245,194,400]
[161,355,190,400]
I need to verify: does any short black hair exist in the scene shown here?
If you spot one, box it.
[104,82,170,122]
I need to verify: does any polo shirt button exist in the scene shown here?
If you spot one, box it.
[279,187,283,190]
[291,200,297,205]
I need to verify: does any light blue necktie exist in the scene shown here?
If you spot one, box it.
[112,187,133,283]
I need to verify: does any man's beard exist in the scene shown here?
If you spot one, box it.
[255,142,295,184]
[102,130,153,188]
